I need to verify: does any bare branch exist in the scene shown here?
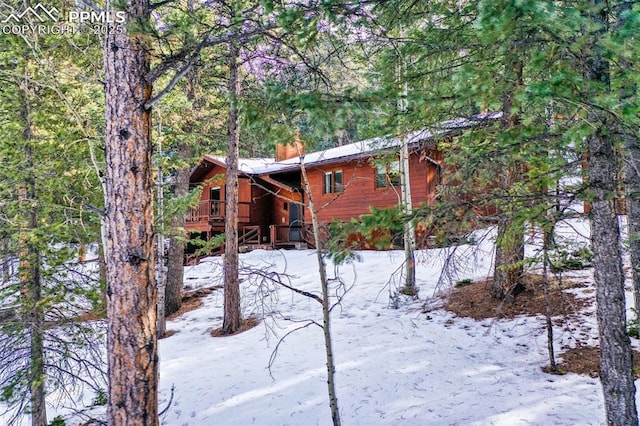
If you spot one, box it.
[244,266,323,304]
[267,319,320,378]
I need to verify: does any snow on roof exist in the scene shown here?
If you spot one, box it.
[202,112,502,175]
[203,155,293,174]
[277,111,502,168]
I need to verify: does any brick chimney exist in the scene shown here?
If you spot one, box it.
[275,140,304,161]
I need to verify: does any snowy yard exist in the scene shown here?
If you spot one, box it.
[155,219,616,426]
[3,218,630,425]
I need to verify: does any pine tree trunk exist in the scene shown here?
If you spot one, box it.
[20,142,46,426]
[491,44,524,301]
[156,152,166,338]
[164,163,190,317]
[223,43,241,334]
[625,138,640,317]
[27,255,45,426]
[104,1,158,423]
[586,3,638,422]
[18,79,47,426]
[492,217,524,300]
[491,147,524,301]
[617,0,640,320]
[164,1,197,315]
[542,225,556,371]
[589,125,638,426]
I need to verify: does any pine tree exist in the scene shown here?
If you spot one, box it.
[103,0,158,423]
[583,1,638,423]
[0,7,105,425]
[0,21,106,425]
[223,39,242,334]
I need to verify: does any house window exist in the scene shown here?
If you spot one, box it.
[334,170,343,193]
[209,186,222,216]
[323,170,344,194]
[376,160,401,188]
[210,186,221,201]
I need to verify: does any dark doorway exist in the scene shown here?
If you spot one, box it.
[289,202,301,241]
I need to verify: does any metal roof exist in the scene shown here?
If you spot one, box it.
[198,112,502,176]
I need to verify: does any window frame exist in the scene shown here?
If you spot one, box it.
[323,169,344,194]
[375,160,401,188]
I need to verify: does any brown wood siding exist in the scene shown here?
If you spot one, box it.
[237,177,251,223]
[185,165,225,233]
[186,166,270,232]
[304,150,442,224]
[201,165,227,202]
[273,187,302,226]
[250,183,271,243]
[238,177,251,203]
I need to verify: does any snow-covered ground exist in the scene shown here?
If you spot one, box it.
[2,218,631,425]
[155,218,612,426]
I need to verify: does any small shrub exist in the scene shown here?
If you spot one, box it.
[389,291,400,309]
[550,245,593,272]
[629,309,640,339]
[455,278,473,288]
[49,416,66,426]
[430,234,476,248]
[92,388,107,406]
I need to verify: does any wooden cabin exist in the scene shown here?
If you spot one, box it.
[279,139,444,225]
[185,155,305,250]
[185,112,501,254]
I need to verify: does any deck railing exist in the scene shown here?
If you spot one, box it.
[186,200,251,223]
[239,226,261,245]
[270,224,305,246]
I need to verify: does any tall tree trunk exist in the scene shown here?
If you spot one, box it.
[19,192,46,426]
[299,156,342,426]
[492,48,524,301]
[400,134,416,294]
[586,2,637,423]
[156,135,166,338]
[164,0,199,320]
[617,0,640,319]
[26,246,45,426]
[164,57,198,316]
[223,42,242,335]
[165,161,190,317]
[542,224,557,371]
[589,124,638,426]
[397,62,416,294]
[1,238,8,283]
[104,1,158,423]
[626,142,640,316]
[19,94,46,426]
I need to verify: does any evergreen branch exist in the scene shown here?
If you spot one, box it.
[145,62,194,109]
[150,0,177,10]
[146,23,278,84]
